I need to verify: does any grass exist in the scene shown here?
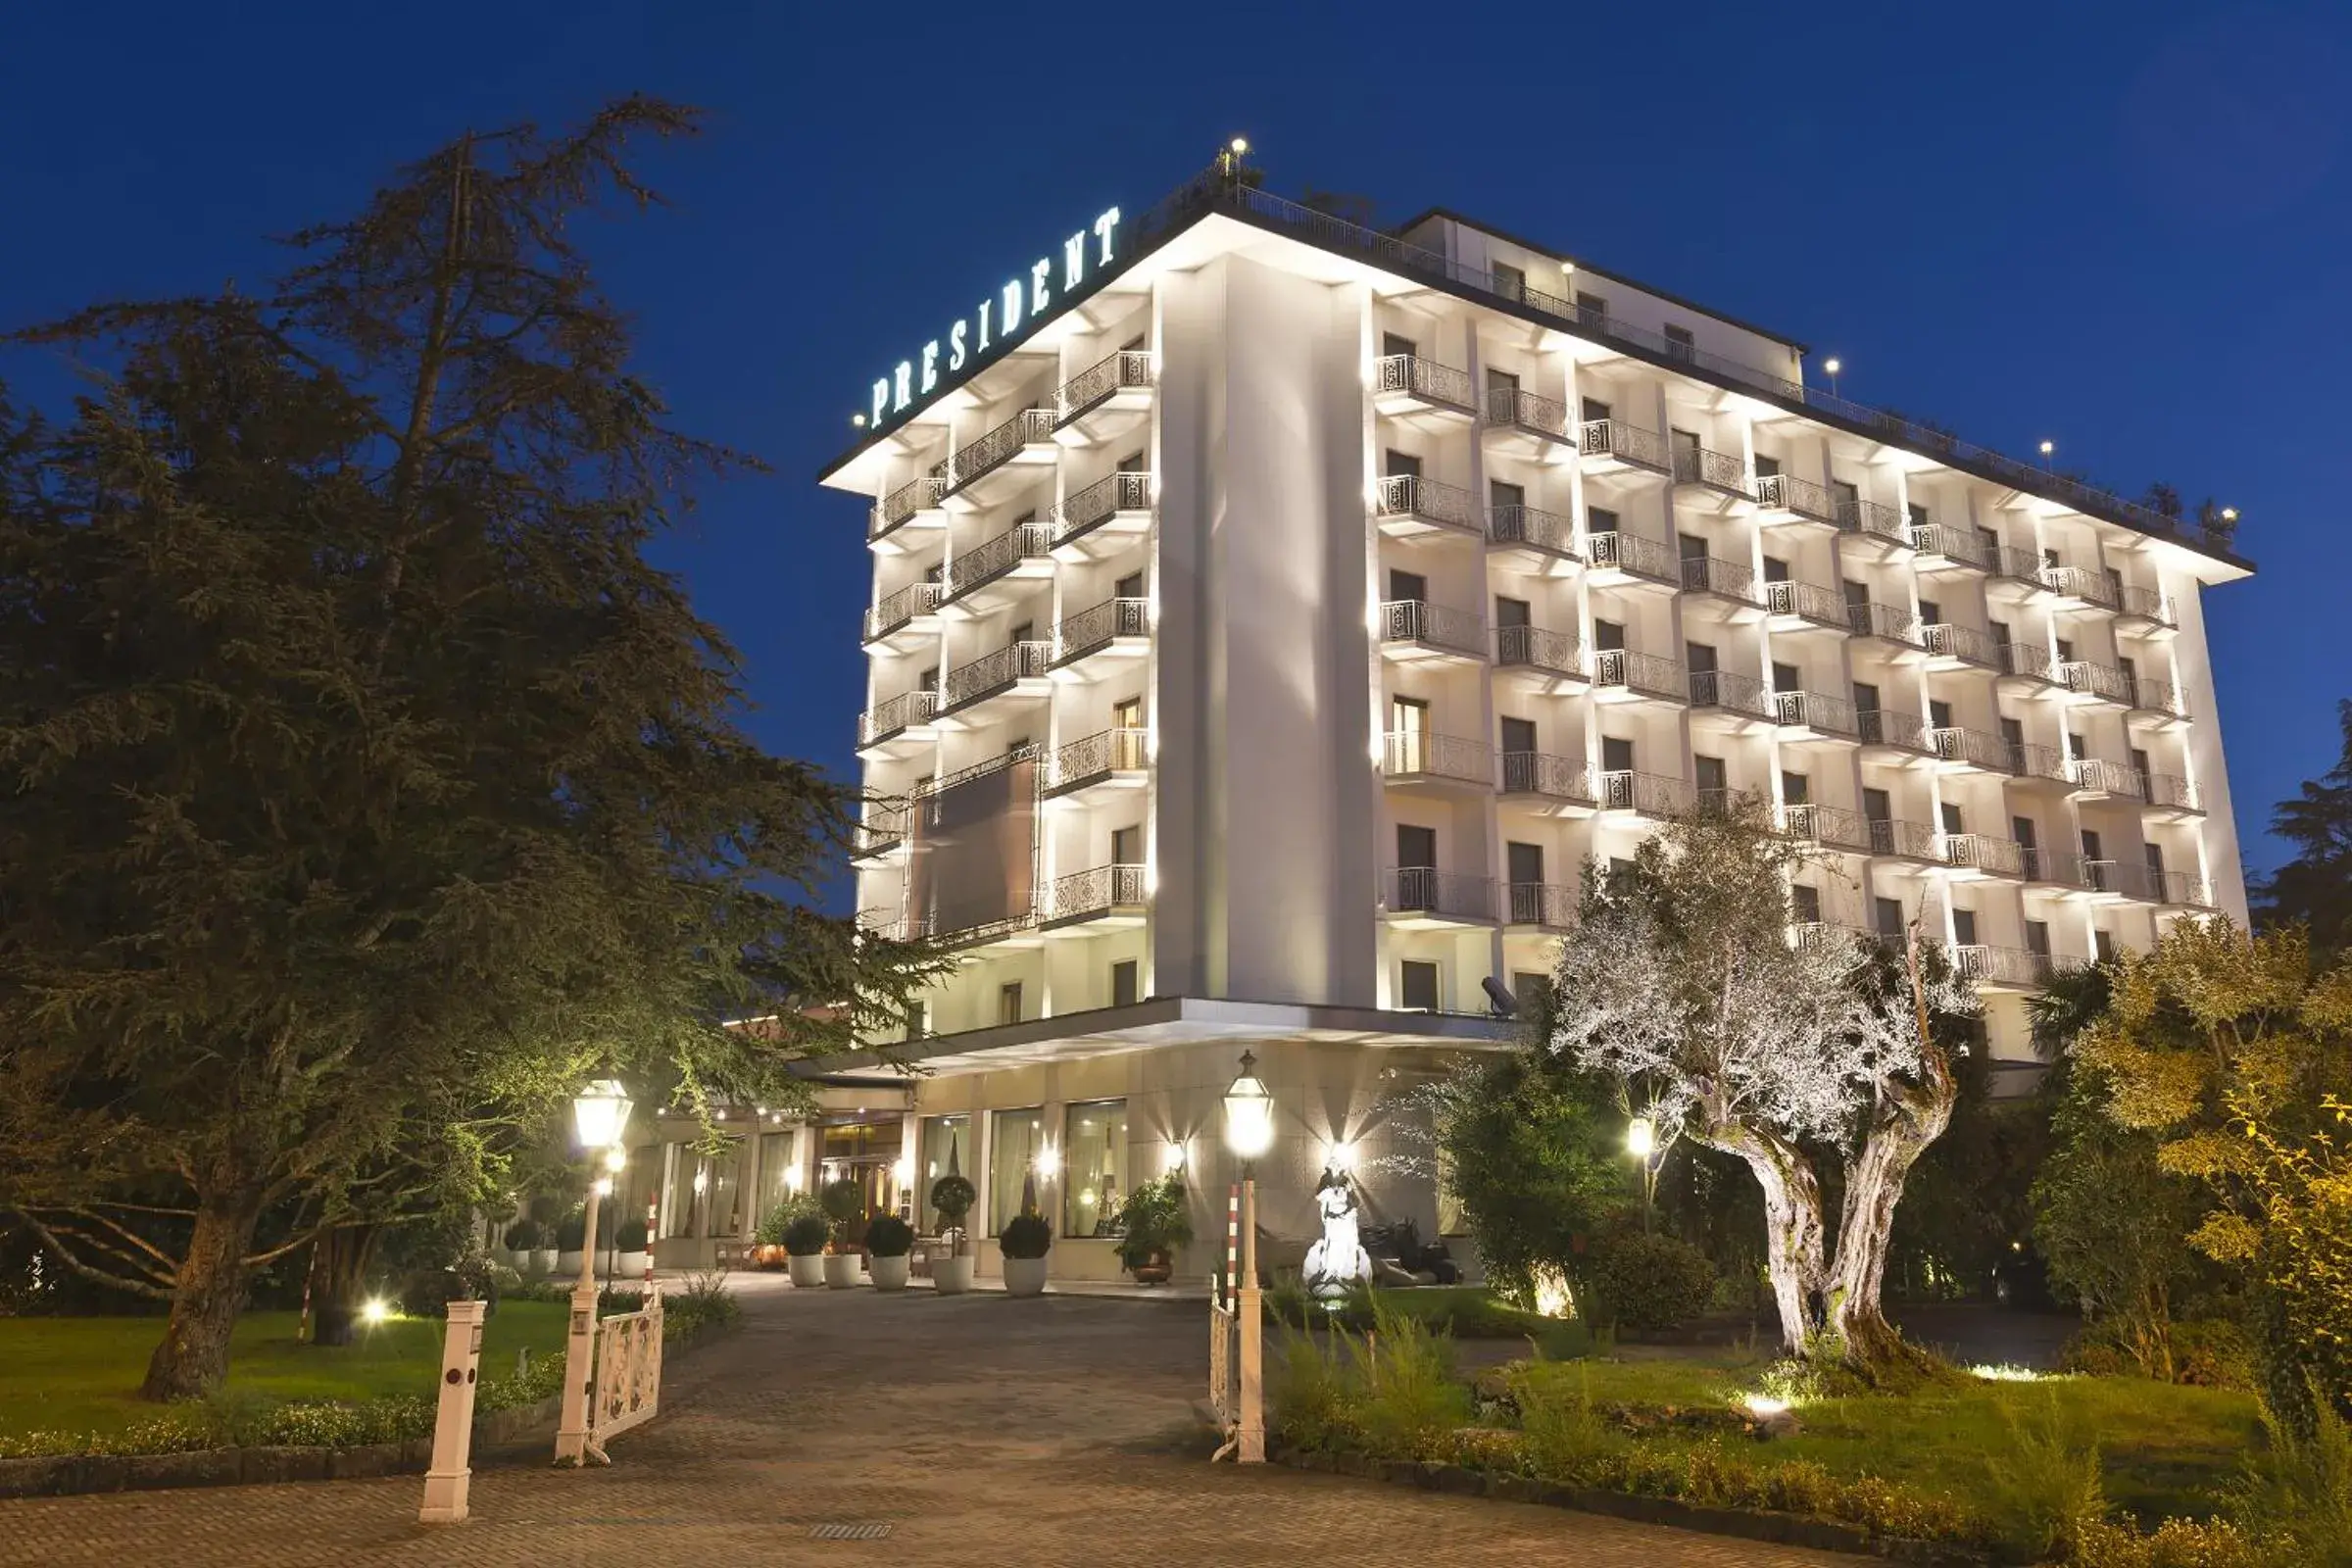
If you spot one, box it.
[0,1303,571,1440]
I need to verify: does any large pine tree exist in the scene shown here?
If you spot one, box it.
[2259,698,2352,959]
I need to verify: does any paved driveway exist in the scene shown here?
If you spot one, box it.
[0,1277,1867,1566]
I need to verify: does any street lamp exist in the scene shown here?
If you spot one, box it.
[1626,1116,1660,1233]
[1822,357,1841,399]
[1222,1050,1274,1463]
[556,1078,632,1465]
[2038,439,2055,471]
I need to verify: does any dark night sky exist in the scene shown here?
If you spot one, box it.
[4,0,2345,901]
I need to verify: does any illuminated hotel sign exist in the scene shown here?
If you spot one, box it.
[869,207,1122,430]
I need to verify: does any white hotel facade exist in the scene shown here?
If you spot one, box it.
[765,164,2252,1286]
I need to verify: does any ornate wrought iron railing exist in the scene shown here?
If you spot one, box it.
[1594,648,1689,702]
[2001,641,2059,682]
[945,518,1054,601]
[1044,726,1148,793]
[2117,585,2176,625]
[2039,564,2119,609]
[1776,688,1858,736]
[1579,418,1671,471]
[1495,623,1585,678]
[1940,832,2030,877]
[1680,553,1758,603]
[1847,600,1921,645]
[1054,349,1154,423]
[1930,725,2015,771]
[1375,354,1475,410]
[1952,945,2055,987]
[2067,757,2148,800]
[2060,659,2135,704]
[2013,741,2070,782]
[1675,444,1753,497]
[1991,545,2050,584]
[1585,530,1680,583]
[1486,385,1573,441]
[1908,523,1992,568]
[1754,470,1833,520]
[1857,707,1931,751]
[1498,750,1592,801]
[1382,730,1494,785]
[1487,502,1577,555]
[2146,772,2200,811]
[1840,495,1908,542]
[869,474,947,540]
[1765,578,1846,626]
[1374,473,1480,532]
[1054,596,1150,664]
[1051,469,1152,545]
[1690,667,1773,716]
[943,640,1052,710]
[945,406,1055,495]
[1503,882,1575,928]
[853,799,911,858]
[2129,676,2188,718]
[859,688,939,746]
[865,580,944,642]
[1781,802,1874,852]
[1595,769,1693,816]
[1869,816,1941,859]
[1043,862,1148,922]
[1379,599,1487,658]
[1923,621,1999,665]
[1385,866,1495,920]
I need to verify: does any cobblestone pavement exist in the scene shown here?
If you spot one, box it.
[0,1278,1869,1566]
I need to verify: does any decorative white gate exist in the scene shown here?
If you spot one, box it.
[587,1288,664,1458]
[1208,1295,1238,1460]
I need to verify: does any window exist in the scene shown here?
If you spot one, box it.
[1574,291,1608,323]
[2094,929,2118,964]
[1874,897,1905,939]
[1389,695,1428,771]
[1115,569,1145,600]
[1117,449,1148,473]
[2014,815,2039,877]
[1490,477,1524,511]
[1383,447,1422,479]
[1694,755,1728,795]
[1975,525,2001,563]
[988,1108,1044,1234]
[1781,770,1809,805]
[1580,395,1612,423]
[1854,681,1881,715]
[917,1115,971,1233]
[998,981,1023,1026]
[706,1138,744,1238]
[1399,959,1441,1012]
[2082,828,2105,861]
[1396,822,1437,869]
[758,1130,796,1230]
[1907,501,1929,529]
[1687,640,1718,674]
[2000,716,2027,766]
[1507,840,1545,888]
[1382,331,1417,359]
[1592,617,1624,651]
[1486,366,1520,400]
[1112,695,1143,732]
[1494,595,1531,629]
[1930,698,1954,730]
[1663,323,1695,363]
[1951,908,1978,946]
[2025,920,2052,957]
[1388,566,1428,603]
[1499,715,1538,760]
[1753,453,1781,479]
[1772,661,1800,693]
[1110,823,1142,866]
[1919,599,1942,627]
[1791,883,1822,924]
[1588,504,1620,534]
[1110,958,1140,1007]
[1491,261,1525,301]
[1763,556,1790,583]
[2055,637,2075,663]
[1601,735,1636,773]
[1830,478,1859,518]
[906,999,929,1038]
[1863,787,1891,824]
[1512,970,1549,1005]
[1940,802,1965,835]
[1062,1100,1129,1238]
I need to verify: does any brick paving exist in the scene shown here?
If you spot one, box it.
[0,1277,1869,1566]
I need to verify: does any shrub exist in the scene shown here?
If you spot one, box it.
[2231,1396,2352,1563]
[554,1210,587,1251]
[865,1214,915,1257]
[526,1193,564,1228]
[662,1271,742,1339]
[999,1213,1053,1260]
[782,1214,830,1256]
[1984,1393,2109,1560]
[1511,1361,1623,1477]
[1113,1175,1193,1274]
[503,1218,542,1251]
[1583,1231,1717,1333]
[818,1178,864,1228]
[930,1174,976,1229]
[755,1193,823,1247]
[614,1217,649,1251]
[1270,1323,1361,1452]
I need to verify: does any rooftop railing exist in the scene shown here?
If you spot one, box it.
[1051,470,1152,546]
[1495,623,1586,678]
[1487,501,1578,556]
[1594,648,1690,702]
[864,580,944,642]
[1375,473,1481,532]
[1376,354,1476,411]
[1380,598,1488,658]
[1054,349,1154,423]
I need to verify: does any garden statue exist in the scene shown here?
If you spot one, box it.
[1302,1165,1372,1302]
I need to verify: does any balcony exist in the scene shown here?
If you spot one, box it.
[858,687,940,750]
[1594,648,1690,705]
[1042,726,1148,798]
[1041,861,1148,928]
[1053,349,1154,431]
[1939,832,2030,879]
[1990,546,2056,591]
[869,474,947,544]
[1780,802,1875,853]
[1764,578,1847,630]
[944,517,1054,609]
[2117,585,2177,629]
[1499,750,1594,806]
[2068,758,2148,802]
[1694,786,1768,817]
[2039,564,2120,612]
[1674,444,1753,502]
[1690,667,1774,721]
[1929,725,2015,773]
[1585,530,1681,587]
[1595,769,1693,817]
[943,406,1056,504]
[1858,707,1933,754]
[1922,622,1999,669]
[1847,600,1923,647]
[1502,881,1575,930]
[1495,624,1587,683]
[1382,730,1494,789]
[852,799,911,859]
[1380,599,1487,661]
[2145,772,2202,816]
[1579,418,1672,475]
[1487,501,1579,560]
[2012,741,2072,785]
[1053,596,1150,667]
[1909,524,1991,572]
[2159,869,2215,908]
[1374,473,1481,539]
[1868,816,1941,860]
[864,580,944,647]
[1838,495,1910,546]
[1384,866,1495,927]
[1374,354,1477,418]
[1050,470,1152,552]
[1775,688,1859,741]
[2000,642,2060,685]
[1484,385,1576,448]
[942,639,1053,713]
[1679,553,1760,606]
[2058,659,2134,707]
[1752,471,1834,524]
[1953,945,2058,990]
[2127,676,2189,723]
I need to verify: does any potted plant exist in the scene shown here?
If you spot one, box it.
[819,1178,865,1288]
[930,1173,977,1295]
[554,1209,588,1277]
[783,1214,830,1287]
[999,1212,1053,1297]
[865,1214,915,1291]
[614,1216,650,1279]
[753,1195,818,1269]
[525,1195,563,1274]
[503,1218,542,1272]
[1113,1175,1194,1286]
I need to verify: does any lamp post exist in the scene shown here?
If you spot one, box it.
[556,1078,632,1465]
[1626,1115,1658,1233]
[1222,1049,1275,1464]
[601,1145,626,1284]
[2038,439,2055,472]
[1822,357,1841,399]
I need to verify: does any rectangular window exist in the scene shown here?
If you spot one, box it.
[1930,698,1954,730]
[1494,594,1531,629]
[1490,477,1524,511]
[1580,394,1612,423]
[1507,840,1545,886]
[1491,261,1526,301]
[917,1115,971,1233]
[1382,331,1417,360]
[1941,802,1965,835]
[705,1137,744,1238]
[1587,504,1620,534]
[1874,897,1905,939]
[2026,920,2051,957]
[1486,366,1520,399]
[1773,661,1801,693]
[1574,291,1608,323]
[1110,823,1142,866]
[1791,884,1822,923]
[1399,959,1441,1012]
[1062,1100,1129,1239]
[1499,715,1537,757]
[1592,617,1625,652]
[1919,598,1942,627]
[1830,478,1860,517]
[1383,447,1422,479]
[1601,735,1636,773]
[988,1107,1045,1234]
[1781,770,1809,805]
[2094,929,2118,963]
[1753,453,1781,479]
[1396,822,1437,869]
[1951,908,1978,946]
[1115,569,1145,600]
[1694,754,1728,794]
[1110,958,1140,1007]
[1763,556,1790,583]
[1907,501,1929,529]
[1388,566,1428,603]
[758,1130,795,1231]
[999,981,1023,1026]
[1664,323,1695,363]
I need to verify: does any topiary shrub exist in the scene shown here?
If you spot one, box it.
[554,1210,588,1252]
[999,1212,1053,1260]
[526,1194,564,1228]
[819,1178,864,1242]
[503,1218,542,1251]
[1583,1230,1717,1333]
[865,1214,915,1258]
[783,1214,831,1256]
[614,1216,649,1252]
[930,1174,976,1231]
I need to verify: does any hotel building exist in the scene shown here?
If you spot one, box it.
[650,162,2252,1281]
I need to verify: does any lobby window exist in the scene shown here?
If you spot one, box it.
[1110,958,1140,1007]
[988,1107,1044,1234]
[1062,1100,1129,1238]
[1399,958,1441,1012]
[917,1114,970,1233]
[999,981,1023,1026]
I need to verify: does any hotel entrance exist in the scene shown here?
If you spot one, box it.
[817,1115,907,1247]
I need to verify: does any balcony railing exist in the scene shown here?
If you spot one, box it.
[1680,553,1758,603]
[2068,758,2148,800]
[943,640,1052,710]
[1675,444,1752,497]
[1043,726,1148,793]
[1923,622,1999,666]
[1776,688,1858,736]
[1579,418,1671,471]
[2118,585,2176,626]
[1383,730,1494,785]
[859,687,939,746]
[1940,832,2029,877]
[2060,659,2135,705]
[1991,546,2050,584]
[1054,349,1154,422]
[1486,385,1573,441]
[869,474,946,540]
[1375,473,1481,532]
[1953,946,2057,987]
[1054,596,1150,664]
[1381,599,1487,658]
[1753,470,1833,520]
[2001,642,2058,682]
[2129,677,2188,718]
[1499,750,1592,801]
[1595,769,1693,816]
[1487,502,1577,556]
[2013,741,2070,782]
[1858,707,1931,751]
[2160,869,2214,908]
[1594,648,1689,702]
[1050,470,1152,545]
[1386,866,1495,921]
[1495,623,1586,678]
[1908,524,1991,569]
[1503,881,1575,928]
[1930,725,2014,771]
[853,799,911,857]
[1043,862,1148,923]
[2039,564,2119,609]
[945,406,1055,496]
[1376,354,1475,411]
[2146,772,2200,811]
[1839,495,1908,542]
[1765,578,1846,627]
[1694,785,1767,816]
[1781,802,1874,852]
[865,580,944,641]
[1690,667,1773,717]
[1847,601,1921,645]
[1586,530,1680,584]
[1869,816,1941,859]
[945,518,1054,601]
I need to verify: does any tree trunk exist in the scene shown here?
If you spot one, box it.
[1826,1055,1958,1372]
[139,1185,266,1401]
[1698,1121,1827,1355]
[305,1225,382,1348]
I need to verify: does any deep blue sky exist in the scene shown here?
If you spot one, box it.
[4,0,2345,891]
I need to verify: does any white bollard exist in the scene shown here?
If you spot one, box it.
[419,1298,488,1524]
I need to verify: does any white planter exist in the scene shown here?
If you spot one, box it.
[530,1248,559,1276]
[1002,1255,1049,1297]
[556,1249,584,1278]
[869,1254,910,1292]
[823,1252,862,1289]
[933,1253,975,1295]
[787,1252,826,1288]
[616,1250,649,1279]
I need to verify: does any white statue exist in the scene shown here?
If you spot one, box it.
[1302,1167,1372,1301]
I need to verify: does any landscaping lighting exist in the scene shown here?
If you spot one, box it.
[1223,1050,1275,1161]
[1740,1393,1790,1417]
[1970,1364,2046,1382]
[1626,1116,1656,1159]
[362,1298,391,1325]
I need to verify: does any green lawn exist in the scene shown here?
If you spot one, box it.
[0,1303,571,1439]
